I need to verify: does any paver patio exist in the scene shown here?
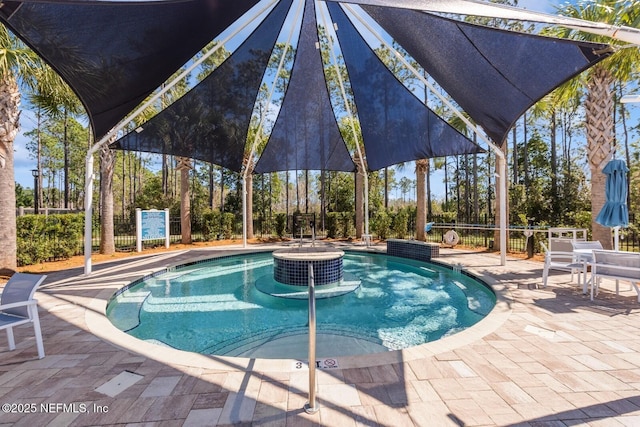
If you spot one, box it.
[1,242,640,426]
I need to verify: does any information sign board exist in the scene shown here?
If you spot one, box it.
[135,208,170,252]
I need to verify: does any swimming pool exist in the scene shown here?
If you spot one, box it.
[106,251,495,359]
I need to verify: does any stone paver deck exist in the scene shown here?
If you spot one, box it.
[1,242,640,426]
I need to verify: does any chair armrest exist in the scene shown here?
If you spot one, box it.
[546,251,577,262]
[0,299,38,312]
[548,251,576,256]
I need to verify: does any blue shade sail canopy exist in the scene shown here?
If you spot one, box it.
[0,0,614,172]
[353,2,613,145]
[111,0,294,173]
[254,0,355,173]
[326,2,484,171]
[596,159,629,228]
[0,0,262,140]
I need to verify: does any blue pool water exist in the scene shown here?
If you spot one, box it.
[106,251,495,358]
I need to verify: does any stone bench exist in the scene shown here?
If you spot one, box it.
[386,239,440,262]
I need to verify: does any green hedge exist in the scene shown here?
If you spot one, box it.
[275,213,287,238]
[201,209,236,240]
[372,210,392,240]
[17,214,84,266]
[392,209,409,239]
[326,212,354,238]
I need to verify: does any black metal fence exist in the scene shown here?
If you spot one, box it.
[81,212,640,255]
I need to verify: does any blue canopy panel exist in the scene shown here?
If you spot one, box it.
[255,0,355,173]
[111,0,293,173]
[354,2,613,145]
[326,2,484,171]
[0,0,262,140]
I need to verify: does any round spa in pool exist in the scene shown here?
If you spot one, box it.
[106,251,495,359]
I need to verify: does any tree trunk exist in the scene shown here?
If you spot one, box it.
[63,109,69,209]
[246,172,254,239]
[550,110,559,223]
[295,170,300,213]
[455,156,460,220]
[426,161,432,219]
[162,153,168,196]
[415,159,427,241]
[384,167,389,208]
[285,170,289,218]
[512,125,518,185]
[177,157,192,244]
[99,144,116,254]
[493,144,509,251]
[305,170,309,214]
[444,158,449,209]
[0,75,19,274]
[354,152,365,238]
[36,107,42,212]
[523,112,530,188]
[586,66,614,249]
[464,155,471,222]
[208,164,214,209]
[320,169,326,232]
[618,83,632,212]
[472,138,479,223]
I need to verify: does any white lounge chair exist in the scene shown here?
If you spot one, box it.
[0,273,47,359]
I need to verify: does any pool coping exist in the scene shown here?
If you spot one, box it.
[85,248,513,373]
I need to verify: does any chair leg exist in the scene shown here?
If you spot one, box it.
[542,260,549,288]
[30,305,45,359]
[6,327,15,351]
[632,282,640,303]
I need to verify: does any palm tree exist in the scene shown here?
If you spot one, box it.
[415,159,428,240]
[555,0,640,248]
[0,26,43,273]
[99,139,116,254]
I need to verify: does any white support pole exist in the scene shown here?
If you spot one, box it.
[136,208,142,253]
[164,208,170,249]
[242,176,247,248]
[304,263,319,414]
[364,172,369,236]
[83,154,94,275]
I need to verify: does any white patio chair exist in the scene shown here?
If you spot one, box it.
[571,241,604,251]
[571,241,603,291]
[540,241,583,288]
[0,273,47,359]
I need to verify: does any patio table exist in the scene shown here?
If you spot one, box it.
[573,248,594,294]
[574,249,628,297]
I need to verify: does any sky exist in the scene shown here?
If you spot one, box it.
[12,0,615,199]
